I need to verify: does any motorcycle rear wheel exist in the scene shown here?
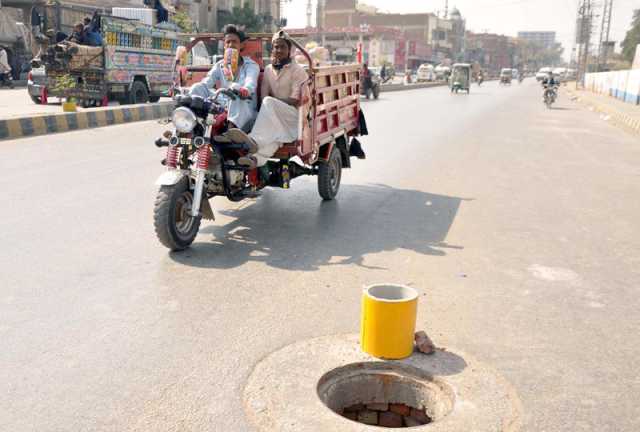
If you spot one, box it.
[318,146,342,201]
[154,177,201,251]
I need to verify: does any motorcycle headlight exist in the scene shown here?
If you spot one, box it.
[172,107,197,133]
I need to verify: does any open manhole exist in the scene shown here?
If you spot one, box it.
[244,335,522,431]
[317,362,455,428]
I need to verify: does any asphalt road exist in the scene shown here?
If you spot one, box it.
[2,81,639,431]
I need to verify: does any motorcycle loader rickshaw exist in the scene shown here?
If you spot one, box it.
[152,33,369,251]
[450,63,471,94]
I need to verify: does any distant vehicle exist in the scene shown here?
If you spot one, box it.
[39,14,182,106]
[543,83,558,108]
[416,64,435,82]
[450,63,471,94]
[434,65,451,81]
[536,67,553,81]
[0,69,14,89]
[27,65,47,104]
[500,68,513,85]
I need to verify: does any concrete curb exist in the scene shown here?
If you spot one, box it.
[565,88,640,135]
[381,82,446,93]
[0,82,459,141]
[0,101,173,141]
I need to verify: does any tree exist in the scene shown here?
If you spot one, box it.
[217,4,264,33]
[173,9,194,32]
[621,9,640,63]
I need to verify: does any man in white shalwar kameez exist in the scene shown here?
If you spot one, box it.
[226,31,308,168]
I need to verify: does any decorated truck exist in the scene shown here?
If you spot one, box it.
[40,14,181,106]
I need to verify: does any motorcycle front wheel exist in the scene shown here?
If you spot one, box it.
[154,177,201,251]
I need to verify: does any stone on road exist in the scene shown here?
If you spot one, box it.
[1,81,639,431]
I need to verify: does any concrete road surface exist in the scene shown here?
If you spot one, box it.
[1,81,639,431]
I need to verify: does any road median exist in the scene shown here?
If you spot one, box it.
[1,83,449,142]
[0,101,174,142]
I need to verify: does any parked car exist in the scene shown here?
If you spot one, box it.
[416,64,435,82]
[27,65,47,104]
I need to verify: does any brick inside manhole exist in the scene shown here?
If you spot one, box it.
[317,362,455,428]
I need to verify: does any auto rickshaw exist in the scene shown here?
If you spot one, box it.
[500,68,512,85]
[450,63,471,94]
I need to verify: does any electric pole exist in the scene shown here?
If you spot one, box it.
[575,0,594,88]
[597,0,613,71]
[444,0,449,19]
[306,0,313,28]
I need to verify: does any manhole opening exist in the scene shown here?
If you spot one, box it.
[317,362,455,428]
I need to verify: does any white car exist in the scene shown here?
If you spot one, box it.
[536,67,553,81]
[416,64,435,82]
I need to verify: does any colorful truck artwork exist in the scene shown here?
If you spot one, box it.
[42,15,183,106]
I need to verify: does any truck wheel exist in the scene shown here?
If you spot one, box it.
[29,94,42,104]
[317,146,342,201]
[149,95,160,103]
[128,80,149,104]
[154,177,201,251]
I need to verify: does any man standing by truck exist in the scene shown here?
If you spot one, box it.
[0,47,14,88]
[189,25,259,133]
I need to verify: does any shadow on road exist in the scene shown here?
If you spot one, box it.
[169,184,468,271]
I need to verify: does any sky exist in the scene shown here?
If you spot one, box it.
[283,0,638,61]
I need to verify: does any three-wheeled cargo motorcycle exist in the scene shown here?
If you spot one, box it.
[152,33,368,251]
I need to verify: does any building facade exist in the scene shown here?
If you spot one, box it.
[317,0,460,65]
[517,31,556,49]
[465,31,517,74]
[285,25,426,70]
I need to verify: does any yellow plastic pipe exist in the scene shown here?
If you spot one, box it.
[360,284,418,360]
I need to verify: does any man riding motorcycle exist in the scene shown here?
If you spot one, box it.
[541,71,558,87]
[541,71,559,105]
[189,24,259,134]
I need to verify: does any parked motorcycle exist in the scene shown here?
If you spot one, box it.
[0,71,14,89]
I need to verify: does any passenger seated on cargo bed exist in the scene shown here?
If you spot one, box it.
[82,15,103,47]
[225,30,308,168]
[67,23,86,44]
